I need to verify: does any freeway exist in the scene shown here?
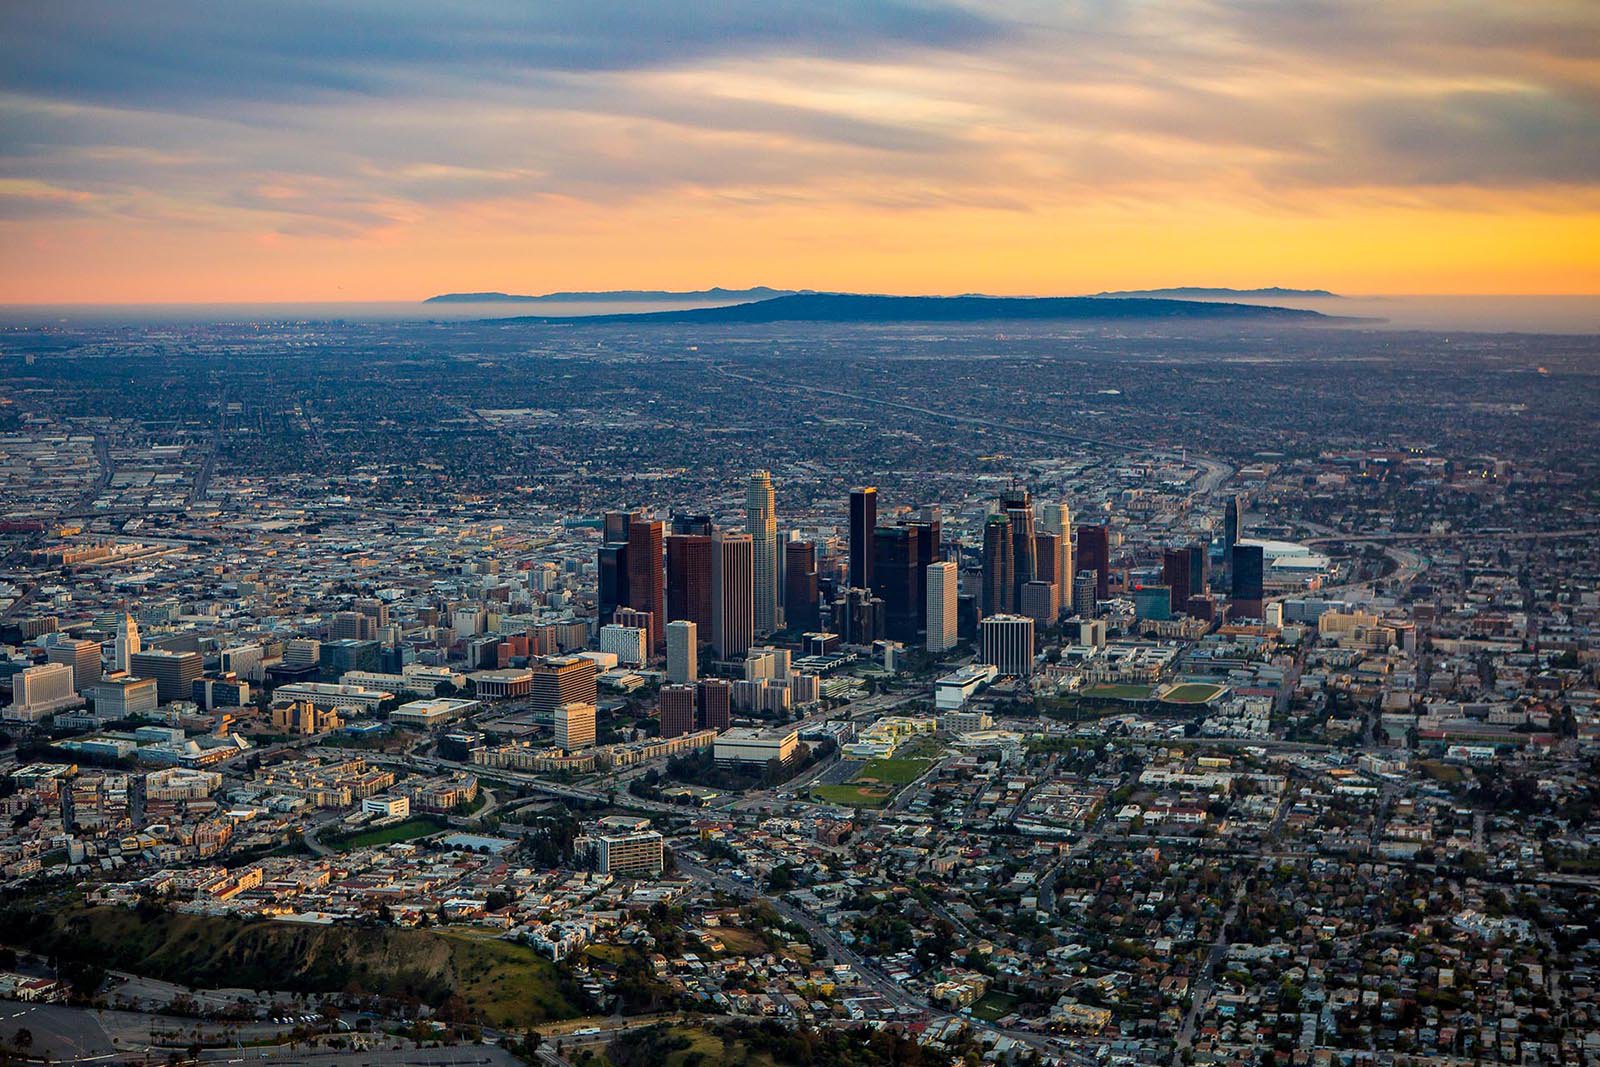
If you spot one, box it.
[1303,526,1600,547]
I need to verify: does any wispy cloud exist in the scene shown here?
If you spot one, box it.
[0,1,1595,298]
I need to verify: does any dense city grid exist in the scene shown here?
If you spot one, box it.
[0,315,1598,1066]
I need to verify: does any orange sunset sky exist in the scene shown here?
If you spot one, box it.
[2,2,1597,303]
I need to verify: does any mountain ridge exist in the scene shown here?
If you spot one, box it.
[492,292,1333,325]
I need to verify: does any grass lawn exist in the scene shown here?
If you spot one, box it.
[811,754,934,807]
[895,734,946,759]
[328,815,447,850]
[1162,682,1226,704]
[1417,760,1469,784]
[1083,683,1154,701]
[971,990,1020,1022]
[13,904,581,1030]
[857,756,933,785]
[436,930,582,1028]
[811,783,892,808]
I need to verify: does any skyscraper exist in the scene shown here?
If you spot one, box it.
[1076,524,1111,600]
[899,506,940,632]
[698,678,731,730]
[530,656,599,716]
[1224,495,1244,551]
[659,684,697,739]
[981,514,1014,616]
[603,510,635,545]
[1034,529,1062,622]
[1162,547,1194,614]
[666,620,698,684]
[712,530,754,658]
[129,648,202,704]
[1020,580,1059,625]
[783,539,820,633]
[848,486,877,590]
[1187,542,1208,600]
[746,471,779,633]
[834,586,885,646]
[1039,502,1073,589]
[666,532,713,631]
[1073,571,1099,617]
[871,525,922,642]
[925,560,958,652]
[981,614,1035,676]
[1231,543,1265,620]
[671,513,713,536]
[598,542,629,626]
[626,519,665,652]
[1001,487,1037,608]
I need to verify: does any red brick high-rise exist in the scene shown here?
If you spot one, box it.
[698,678,731,731]
[659,683,697,738]
[627,519,666,652]
[666,532,714,632]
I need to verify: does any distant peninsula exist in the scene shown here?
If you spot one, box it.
[1090,286,1340,299]
[496,292,1331,325]
[424,286,797,304]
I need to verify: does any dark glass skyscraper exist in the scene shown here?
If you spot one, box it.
[899,506,940,632]
[1187,542,1208,598]
[1231,542,1265,619]
[1224,495,1244,550]
[849,486,877,591]
[981,514,1014,616]
[603,510,635,545]
[598,542,629,626]
[1001,487,1036,608]
[671,513,713,536]
[1076,524,1111,600]
[1162,547,1193,614]
[872,525,922,642]
[783,539,820,633]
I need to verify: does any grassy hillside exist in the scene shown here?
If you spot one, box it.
[4,903,584,1028]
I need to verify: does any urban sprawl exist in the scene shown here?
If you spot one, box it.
[0,317,1597,1067]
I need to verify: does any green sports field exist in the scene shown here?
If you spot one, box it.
[857,756,933,785]
[811,755,934,808]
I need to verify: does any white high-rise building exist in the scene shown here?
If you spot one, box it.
[746,470,778,633]
[4,662,83,722]
[599,623,648,667]
[111,614,140,673]
[926,561,958,652]
[554,702,597,752]
[1039,502,1073,598]
[665,619,698,684]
